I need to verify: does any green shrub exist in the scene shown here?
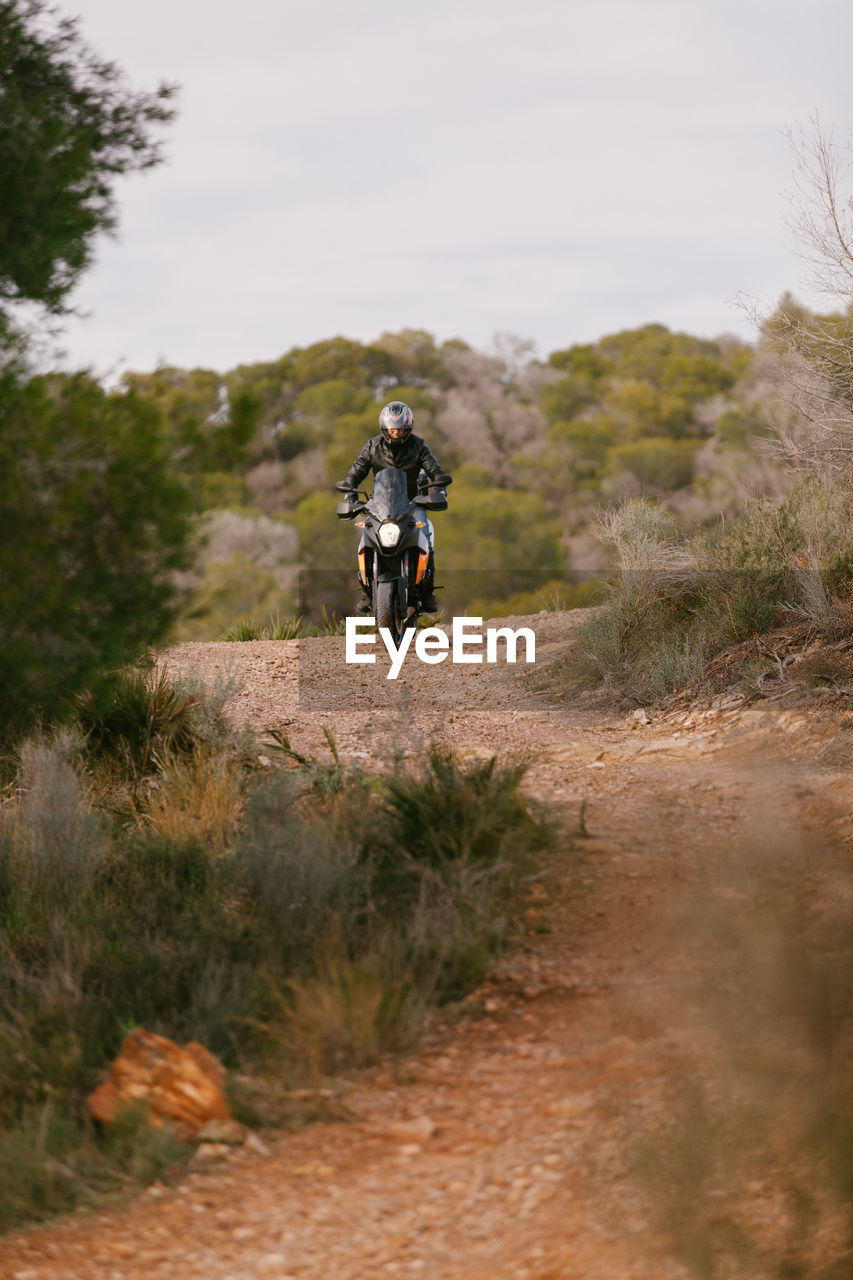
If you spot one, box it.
[304,607,346,636]
[222,617,265,641]
[241,770,369,970]
[606,437,699,492]
[88,832,259,1059]
[76,666,199,785]
[561,482,853,702]
[241,742,557,1054]
[465,577,603,620]
[366,747,555,999]
[0,726,562,1227]
[0,1100,191,1231]
[74,665,253,819]
[222,614,303,641]
[0,369,191,746]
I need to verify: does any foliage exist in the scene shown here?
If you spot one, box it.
[120,368,261,489]
[73,663,251,822]
[0,368,192,743]
[0,1100,192,1231]
[90,318,786,637]
[560,480,853,702]
[221,614,303,641]
[0,0,175,318]
[465,576,602,620]
[177,552,296,643]
[76,666,199,783]
[606,438,699,493]
[435,475,564,611]
[747,122,853,478]
[0,698,562,1227]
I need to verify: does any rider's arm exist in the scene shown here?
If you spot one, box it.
[343,439,375,491]
[417,442,451,486]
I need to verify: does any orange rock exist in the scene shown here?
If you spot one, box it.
[88,1028,231,1139]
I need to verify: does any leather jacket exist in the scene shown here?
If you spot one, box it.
[343,433,450,499]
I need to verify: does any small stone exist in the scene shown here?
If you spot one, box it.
[195,1116,246,1145]
[547,1093,596,1117]
[244,1131,272,1157]
[190,1141,231,1165]
[386,1116,436,1142]
[258,1253,290,1272]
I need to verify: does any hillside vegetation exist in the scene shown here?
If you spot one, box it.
[114,316,803,636]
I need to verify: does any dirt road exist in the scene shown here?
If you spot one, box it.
[2,611,850,1279]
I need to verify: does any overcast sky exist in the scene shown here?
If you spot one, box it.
[55,0,853,376]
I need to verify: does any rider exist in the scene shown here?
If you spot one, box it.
[340,401,450,614]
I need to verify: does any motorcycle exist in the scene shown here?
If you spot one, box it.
[335,468,450,645]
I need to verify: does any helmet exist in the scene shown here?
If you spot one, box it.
[379,401,414,446]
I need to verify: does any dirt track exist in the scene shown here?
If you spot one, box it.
[2,611,851,1279]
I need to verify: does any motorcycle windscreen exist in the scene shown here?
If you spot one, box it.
[369,467,411,520]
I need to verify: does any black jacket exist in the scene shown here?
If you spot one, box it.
[343,433,449,499]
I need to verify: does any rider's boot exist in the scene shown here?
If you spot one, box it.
[355,578,373,615]
[420,591,440,612]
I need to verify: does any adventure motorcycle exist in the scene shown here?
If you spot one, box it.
[335,468,450,645]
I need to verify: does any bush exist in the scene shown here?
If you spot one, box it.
[178,552,295,642]
[76,666,199,787]
[606,437,699,493]
[240,742,556,1058]
[0,1101,191,1232]
[241,767,369,971]
[0,722,562,1228]
[88,832,259,1060]
[75,663,253,816]
[0,369,191,744]
[561,483,853,702]
[464,576,603,620]
[222,614,303,641]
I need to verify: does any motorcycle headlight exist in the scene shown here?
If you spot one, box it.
[378,522,401,548]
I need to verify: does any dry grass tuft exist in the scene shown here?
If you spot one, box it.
[146,748,245,851]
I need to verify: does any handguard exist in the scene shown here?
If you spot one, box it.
[414,473,452,511]
[334,480,367,517]
[336,497,365,518]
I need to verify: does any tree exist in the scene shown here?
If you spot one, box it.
[0,0,175,320]
[0,369,192,739]
[0,3,191,743]
[756,118,853,475]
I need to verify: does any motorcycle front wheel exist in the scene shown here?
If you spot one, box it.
[374,580,405,647]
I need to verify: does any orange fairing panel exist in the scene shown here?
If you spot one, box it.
[416,550,429,583]
[358,550,367,584]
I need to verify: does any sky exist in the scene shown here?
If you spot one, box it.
[52,0,853,376]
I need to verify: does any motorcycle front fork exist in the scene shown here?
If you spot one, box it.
[359,549,431,606]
